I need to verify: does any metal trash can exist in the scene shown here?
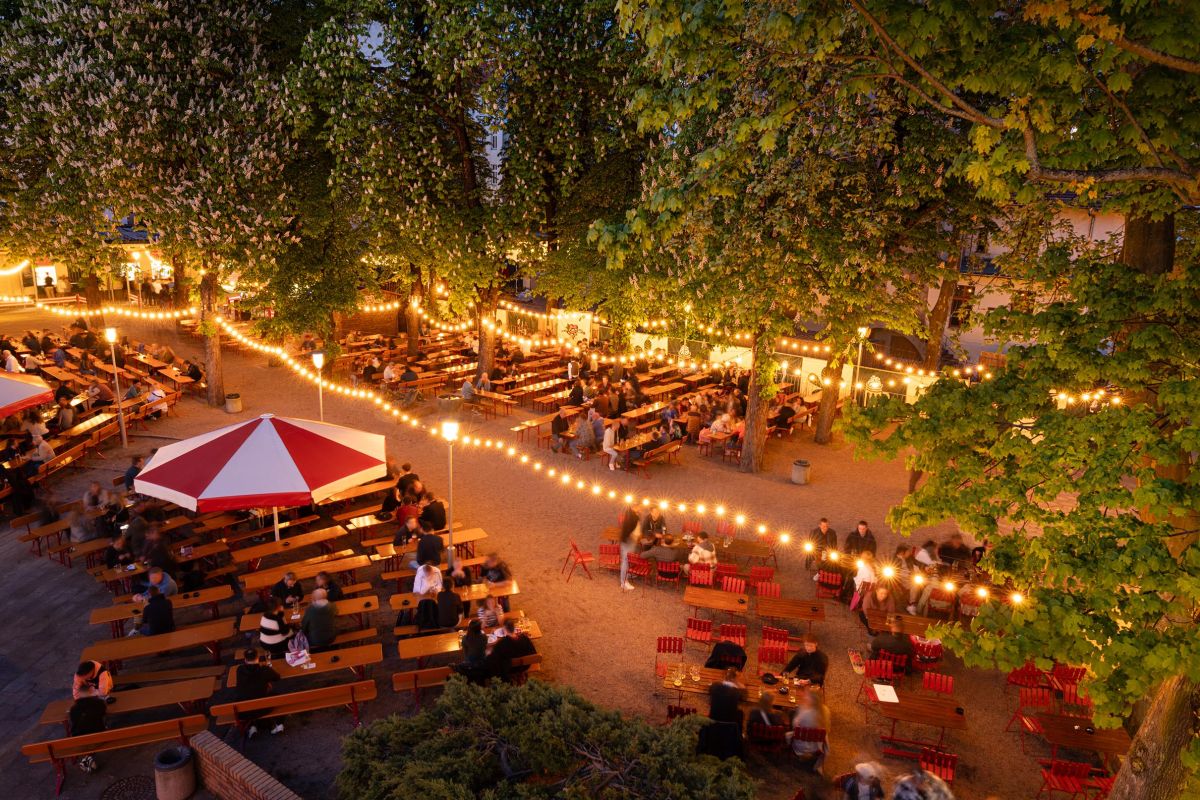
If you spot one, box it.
[153,745,195,800]
[224,393,242,413]
[791,459,811,485]
[437,394,463,415]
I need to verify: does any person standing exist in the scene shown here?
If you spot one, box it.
[808,518,838,569]
[617,506,640,591]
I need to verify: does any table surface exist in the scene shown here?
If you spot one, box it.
[93,541,228,584]
[230,525,348,564]
[864,609,939,637]
[39,676,218,725]
[373,527,488,558]
[239,595,380,632]
[662,664,815,710]
[390,580,520,610]
[90,585,233,625]
[240,554,372,591]
[684,586,750,614]
[622,401,669,420]
[1037,713,1131,757]
[227,642,385,686]
[756,596,826,622]
[872,689,967,730]
[720,538,773,560]
[80,618,235,662]
[396,618,541,661]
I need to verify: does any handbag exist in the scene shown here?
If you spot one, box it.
[288,631,309,654]
[849,590,864,611]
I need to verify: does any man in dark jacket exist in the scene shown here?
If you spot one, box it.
[782,635,829,686]
[410,524,444,569]
[68,696,108,772]
[419,493,447,531]
[436,583,463,629]
[137,586,175,636]
[844,520,877,557]
[271,572,304,607]
[234,649,284,737]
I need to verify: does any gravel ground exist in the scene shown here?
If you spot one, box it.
[0,308,1039,799]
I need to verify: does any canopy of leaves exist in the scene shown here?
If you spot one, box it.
[338,678,755,800]
[844,223,1200,759]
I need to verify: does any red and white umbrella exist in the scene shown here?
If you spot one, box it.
[135,414,387,537]
[0,372,53,419]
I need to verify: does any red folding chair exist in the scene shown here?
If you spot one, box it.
[655,635,684,677]
[1086,775,1115,799]
[1007,686,1054,752]
[919,748,958,783]
[877,649,910,675]
[721,576,746,594]
[682,520,702,536]
[815,570,844,599]
[925,586,957,619]
[922,671,954,695]
[1006,660,1044,694]
[598,543,620,572]
[560,540,594,582]
[1037,760,1092,799]
[749,566,775,583]
[1060,684,1093,717]
[715,521,735,539]
[755,581,781,598]
[627,554,652,584]
[688,565,713,587]
[714,563,739,583]
[685,617,712,646]
[911,638,944,672]
[746,722,789,751]
[756,645,788,675]
[761,626,789,648]
[666,704,697,721]
[717,623,747,647]
[1050,664,1087,689]
[957,596,983,620]
[655,560,682,588]
[857,659,897,706]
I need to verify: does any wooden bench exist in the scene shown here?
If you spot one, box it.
[21,715,208,796]
[48,536,109,569]
[113,665,227,687]
[220,514,321,547]
[392,666,454,709]
[631,441,683,479]
[210,679,377,738]
[19,518,71,558]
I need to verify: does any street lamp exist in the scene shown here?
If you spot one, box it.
[853,326,869,405]
[440,418,459,568]
[311,351,325,421]
[105,327,128,449]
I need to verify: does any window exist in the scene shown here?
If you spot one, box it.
[949,284,974,328]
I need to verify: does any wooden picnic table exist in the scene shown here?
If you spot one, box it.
[510,377,567,401]
[1037,713,1131,764]
[48,412,116,449]
[873,689,967,747]
[94,541,228,591]
[227,642,385,687]
[473,388,514,416]
[681,373,712,387]
[38,676,219,729]
[702,429,733,455]
[756,596,826,629]
[129,353,169,371]
[721,537,774,564]
[318,478,395,506]
[684,585,750,615]
[509,407,581,442]
[374,527,489,568]
[661,664,809,711]
[240,554,373,593]
[648,365,679,377]
[621,400,670,421]
[156,368,196,389]
[396,616,540,666]
[389,580,520,614]
[864,609,939,638]
[80,618,236,666]
[613,431,656,469]
[229,525,348,567]
[239,594,381,633]
[93,361,135,382]
[643,382,685,399]
[90,586,233,638]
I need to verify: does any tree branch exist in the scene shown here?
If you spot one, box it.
[1021,126,1199,198]
[1075,11,1200,74]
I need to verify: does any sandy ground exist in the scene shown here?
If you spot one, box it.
[0,308,1048,799]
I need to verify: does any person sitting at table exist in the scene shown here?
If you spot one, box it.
[51,395,75,431]
[131,585,175,636]
[123,379,144,401]
[840,763,884,800]
[860,584,897,635]
[550,407,572,453]
[65,507,97,544]
[381,361,399,383]
[133,566,178,601]
[788,688,830,772]
[845,520,878,557]
[410,523,444,570]
[869,619,916,669]
[769,401,798,431]
[566,378,584,406]
[184,360,204,382]
[139,526,176,574]
[456,618,489,682]
[73,660,115,699]
[937,532,973,567]
[642,534,683,565]
[747,691,782,732]
[3,349,24,373]
[144,385,168,419]
[588,407,605,443]
[391,513,420,546]
[568,410,595,458]
[82,480,109,512]
[484,618,537,682]
[68,694,107,773]
[50,344,67,368]
[700,668,745,759]
[477,595,505,628]
[271,571,304,608]
[459,376,477,401]
[641,507,667,543]
[418,491,447,531]
[705,634,748,670]
[87,377,115,409]
[301,588,337,652]
[782,634,829,686]
[124,455,145,493]
[698,411,731,445]
[377,485,402,521]
[22,411,48,438]
[436,580,464,629]
[413,561,443,596]
[397,491,421,526]
[685,531,718,574]
[104,532,135,569]
[234,648,284,737]
[314,571,344,602]
[601,420,621,470]
[257,596,294,658]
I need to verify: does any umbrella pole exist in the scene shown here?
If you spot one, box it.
[273,506,280,542]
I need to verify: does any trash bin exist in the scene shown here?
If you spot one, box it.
[437,394,463,415]
[224,393,242,413]
[153,745,195,800]
[791,459,811,485]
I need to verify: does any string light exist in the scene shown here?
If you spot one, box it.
[33,302,197,320]
[0,259,30,277]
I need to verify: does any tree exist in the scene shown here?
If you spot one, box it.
[339,678,756,800]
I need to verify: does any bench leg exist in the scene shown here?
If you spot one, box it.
[348,699,361,727]
[51,756,66,797]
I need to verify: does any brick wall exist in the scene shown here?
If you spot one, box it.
[190,730,303,800]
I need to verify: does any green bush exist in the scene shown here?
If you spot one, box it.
[338,678,756,800]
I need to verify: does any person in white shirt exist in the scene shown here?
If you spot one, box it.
[3,350,25,373]
[853,551,877,591]
[21,411,48,438]
[602,423,620,471]
[382,362,398,383]
[914,540,940,569]
[413,562,443,596]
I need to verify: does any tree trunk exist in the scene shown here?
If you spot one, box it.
[82,273,105,329]
[812,362,842,444]
[739,336,774,473]
[1108,674,1198,800]
[171,256,188,308]
[475,286,499,382]
[199,271,225,406]
[923,271,958,371]
[405,271,422,360]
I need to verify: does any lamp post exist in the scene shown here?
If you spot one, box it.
[104,327,128,448]
[440,419,459,568]
[311,351,325,421]
[853,327,869,405]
